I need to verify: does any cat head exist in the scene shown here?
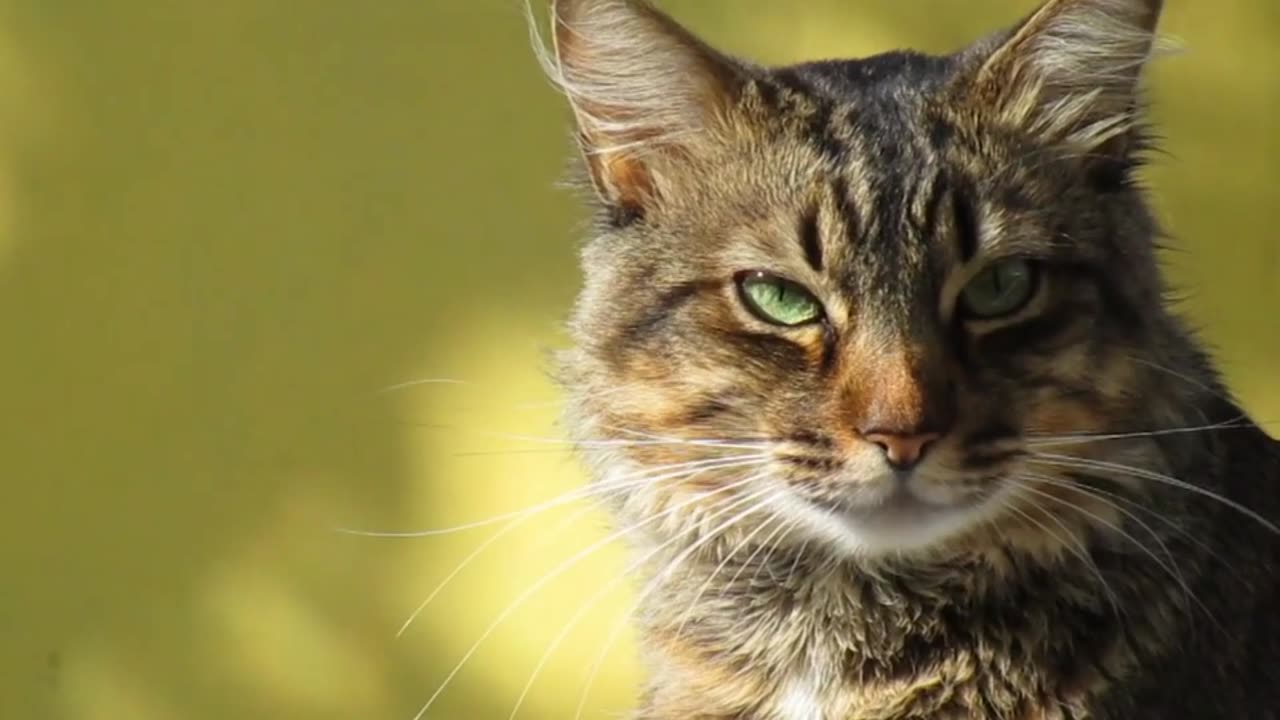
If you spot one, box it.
[546,0,1203,561]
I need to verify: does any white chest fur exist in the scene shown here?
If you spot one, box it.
[775,672,824,720]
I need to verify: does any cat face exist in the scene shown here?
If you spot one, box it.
[551,0,1178,559]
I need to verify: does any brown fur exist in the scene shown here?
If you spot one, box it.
[539,0,1280,717]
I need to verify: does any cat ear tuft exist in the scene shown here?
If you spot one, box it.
[541,0,743,217]
[965,0,1165,153]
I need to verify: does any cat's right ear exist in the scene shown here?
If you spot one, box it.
[544,0,744,221]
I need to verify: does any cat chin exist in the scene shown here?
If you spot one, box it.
[777,481,1013,558]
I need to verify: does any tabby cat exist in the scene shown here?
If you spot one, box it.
[542,0,1280,717]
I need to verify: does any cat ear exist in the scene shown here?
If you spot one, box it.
[963,0,1164,153]
[546,0,744,218]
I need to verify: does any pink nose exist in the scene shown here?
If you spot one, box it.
[863,431,941,470]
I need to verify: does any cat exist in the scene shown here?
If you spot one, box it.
[539,0,1280,717]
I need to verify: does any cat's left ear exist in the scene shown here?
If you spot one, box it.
[959,0,1164,155]
[547,0,745,220]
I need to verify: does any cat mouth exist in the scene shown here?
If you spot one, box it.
[796,479,1003,553]
[808,486,977,519]
[804,474,991,512]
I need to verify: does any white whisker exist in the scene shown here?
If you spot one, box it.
[574,488,785,720]
[725,515,795,592]
[1028,453,1280,536]
[1004,491,1123,620]
[377,378,469,395]
[1012,476,1206,625]
[339,454,768,539]
[1026,416,1250,447]
[508,479,777,720]
[1128,356,1233,404]
[671,502,784,641]
[1035,473,1249,587]
[410,472,765,719]
[387,456,769,639]
[780,538,812,588]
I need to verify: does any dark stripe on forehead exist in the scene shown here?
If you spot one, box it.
[919,170,950,246]
[861,134,917,247]
[805,99,847,161]
[829,176,860,249]
[869,176,907,251]
[900,168,927,239]
[951,179,980,262]
[799,202,823,272]
[768,68,848,161]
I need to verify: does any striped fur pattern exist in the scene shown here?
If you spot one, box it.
[541,0,1280,717]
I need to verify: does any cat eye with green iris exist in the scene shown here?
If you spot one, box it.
[737,271,824,327]
[960,259,1039,319]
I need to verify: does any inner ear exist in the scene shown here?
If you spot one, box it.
[547,0,745,219]
[959,0,1163,156]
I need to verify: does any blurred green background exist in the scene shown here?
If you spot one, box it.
[0,1,1274,718]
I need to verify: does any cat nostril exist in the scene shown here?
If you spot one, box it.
[862,431,942,470]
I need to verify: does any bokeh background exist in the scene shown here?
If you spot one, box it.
[0,1,1275,718]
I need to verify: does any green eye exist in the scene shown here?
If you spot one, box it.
[960,259,1039,319]
[737,271,824,327]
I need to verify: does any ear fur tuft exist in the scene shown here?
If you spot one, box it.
[969,0,1166,152]
[533,0,743,215]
